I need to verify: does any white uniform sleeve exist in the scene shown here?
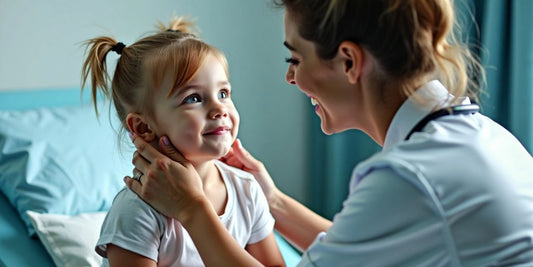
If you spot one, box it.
[95,188,164,262]
[248,179,275,244]
[298,167,449,267]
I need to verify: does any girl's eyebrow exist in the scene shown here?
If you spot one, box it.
[218,81,230,87]
[171,81,231,97]
[182,81,230,89]
[168,85,193,99]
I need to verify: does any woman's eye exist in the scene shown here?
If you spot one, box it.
[285,57,300,66]
[183,94,201,104]
[218,90,229,99]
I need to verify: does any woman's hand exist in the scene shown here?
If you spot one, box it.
[125,134,207,223]
[220,139,279,203]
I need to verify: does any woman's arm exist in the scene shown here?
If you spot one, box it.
[269,190,332,251]
[221,140,332,251]
[107,244,157,267]
[246,232,285,267]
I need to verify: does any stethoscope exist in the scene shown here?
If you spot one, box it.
[404,104,480,140]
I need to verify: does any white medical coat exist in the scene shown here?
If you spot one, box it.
[299,81,533,267]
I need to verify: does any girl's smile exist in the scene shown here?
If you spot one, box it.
[203,126,231,135]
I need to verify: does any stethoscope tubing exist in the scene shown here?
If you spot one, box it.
[404,104,480,141]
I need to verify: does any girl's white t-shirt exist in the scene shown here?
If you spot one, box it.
[96,160,274,267]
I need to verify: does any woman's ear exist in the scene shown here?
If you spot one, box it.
[126,113,156,142]
[338,41,364,84]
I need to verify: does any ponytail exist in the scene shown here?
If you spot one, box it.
[81,36,122,116]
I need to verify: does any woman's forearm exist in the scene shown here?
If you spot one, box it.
[269,189,332,251]
[181,197,264,267]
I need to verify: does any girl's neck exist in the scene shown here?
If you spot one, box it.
[192,160,221,187]
[192,159,228,216]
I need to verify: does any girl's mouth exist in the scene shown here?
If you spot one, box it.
[204,126,230,135]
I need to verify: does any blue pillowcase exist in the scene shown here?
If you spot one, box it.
[0,104,132,236]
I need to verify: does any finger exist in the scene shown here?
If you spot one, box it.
[223,154,245,169]
[219,147,235,163]
[132,151,151,176]
[159,136,187,164]
[130,133,163,164]
[131,168,145,183]
[124,176,143,194]
[232,139,259,166]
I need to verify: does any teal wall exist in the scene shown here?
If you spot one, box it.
[0,0,308,202]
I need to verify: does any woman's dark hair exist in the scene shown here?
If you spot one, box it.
[275,0,484,101]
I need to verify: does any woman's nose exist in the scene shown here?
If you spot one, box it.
[285,67,296,85]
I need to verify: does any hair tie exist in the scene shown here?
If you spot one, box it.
[166,29,181,33]
[111,42,126,55]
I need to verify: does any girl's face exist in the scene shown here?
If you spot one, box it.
[150,54,239,164]
[283,11,364,135]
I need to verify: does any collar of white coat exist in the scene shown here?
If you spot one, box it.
[382,80,471,150]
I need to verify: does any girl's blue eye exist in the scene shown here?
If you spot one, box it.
[218,90,229,99]
[285,57,300,66]
[184,94,201,104]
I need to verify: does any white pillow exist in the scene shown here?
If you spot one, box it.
[26,210,106,267]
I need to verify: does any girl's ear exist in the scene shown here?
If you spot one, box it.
[126,113,156,142]
[337,41,364,84]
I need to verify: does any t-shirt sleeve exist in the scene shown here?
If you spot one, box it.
[298,167,446,267]
[95,188,164,262]
[248,179,275,244]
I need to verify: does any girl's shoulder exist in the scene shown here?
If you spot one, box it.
[106,187,166,224]
[214,160,255,182]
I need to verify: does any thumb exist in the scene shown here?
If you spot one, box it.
[159,136,187,164]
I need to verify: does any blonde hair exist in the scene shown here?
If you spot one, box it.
[81,16,229,137]
[274,0,485,103]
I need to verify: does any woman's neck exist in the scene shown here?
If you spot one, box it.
[365,77,431,146]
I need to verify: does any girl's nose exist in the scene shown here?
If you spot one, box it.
[209,102,228,119]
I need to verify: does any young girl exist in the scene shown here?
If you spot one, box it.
[81,16,284,267]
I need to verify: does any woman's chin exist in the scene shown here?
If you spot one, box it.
[320,121,346,136]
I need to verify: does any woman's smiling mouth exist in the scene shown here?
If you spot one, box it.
[310,96,319,111]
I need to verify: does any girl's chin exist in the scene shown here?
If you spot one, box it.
[186,148,232,162]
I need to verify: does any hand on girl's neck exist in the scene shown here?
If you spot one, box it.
[152,141,219,184]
